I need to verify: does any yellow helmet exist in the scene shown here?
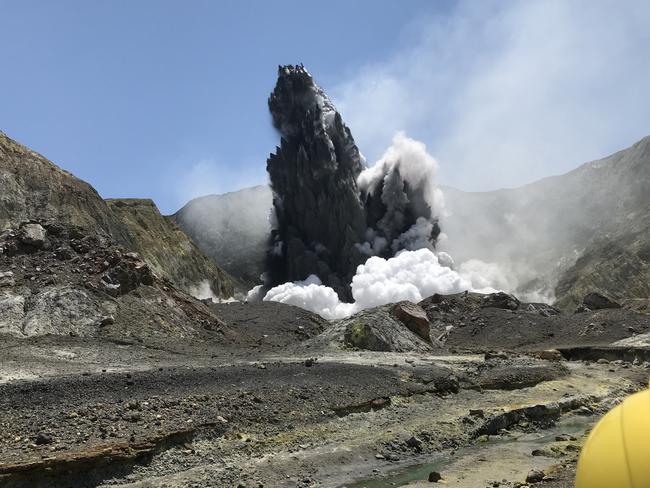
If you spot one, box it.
[576,389,650,487]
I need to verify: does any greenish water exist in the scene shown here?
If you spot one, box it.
[341,416,592,488]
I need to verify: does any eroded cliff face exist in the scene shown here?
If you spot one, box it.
[0,132,133,247]
[0,131,236,301]
[266,65,368,299]
[107,199,236,300]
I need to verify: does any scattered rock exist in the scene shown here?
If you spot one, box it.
[525,469,545,483]
[526,303,560,317]
[485,351,509,360]
[537,349,563,361]
[574,304,591,313]
[555,434,577,441]
[428,471,442,482]
[99,315,115,326]
[405,436,423,449]
[54,246,74,260]
[0,271,15,287]
[576,405,593,416]
[481,292,520,311]
[34,433,53,445]
[469,409,485,418]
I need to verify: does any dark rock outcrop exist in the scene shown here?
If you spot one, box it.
[582,292,621,310]
[266,65,367,299]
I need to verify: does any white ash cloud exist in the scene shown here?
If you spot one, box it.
[188,280,238,303]
[357,132,444,257]
[358,132,443,214]
[261,248,500,320]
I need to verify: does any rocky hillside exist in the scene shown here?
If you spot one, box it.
[0,131,236,300]
[0,220,234,344]
[0,132,132,246]
[107,199,236,299]
[554,213,650,309]
[442,134,650,307]
[173,185,273,284]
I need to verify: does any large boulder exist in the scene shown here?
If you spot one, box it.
[391,301,432,343]
[18,223,46,248]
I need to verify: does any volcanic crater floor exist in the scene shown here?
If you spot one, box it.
[1,328,649,488]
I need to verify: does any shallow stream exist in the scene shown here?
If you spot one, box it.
[341,415,593,488]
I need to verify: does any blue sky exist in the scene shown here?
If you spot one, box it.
[2,1,649,214]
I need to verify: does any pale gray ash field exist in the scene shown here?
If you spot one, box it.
[1,65,649,488]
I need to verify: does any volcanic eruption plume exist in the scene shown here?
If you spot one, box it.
[265,65,444,302]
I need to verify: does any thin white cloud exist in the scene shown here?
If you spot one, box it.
[332,0,650,190]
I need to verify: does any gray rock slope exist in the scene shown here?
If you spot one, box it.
[442,134,650,306]
[0,220,233,342]
[172,185,273,284]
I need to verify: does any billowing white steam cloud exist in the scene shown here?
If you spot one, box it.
[189,280,237,303]
[358,131,443,213]
[356,132,445,256]
[262,248,499,320]
[261,275,355,320]
[254,132,512,320]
